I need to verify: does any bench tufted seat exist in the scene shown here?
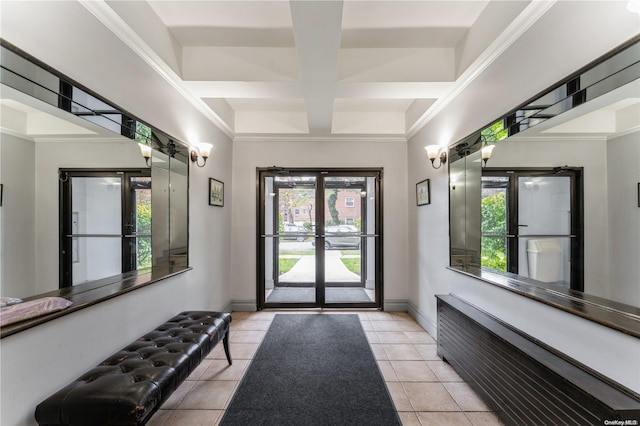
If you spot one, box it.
[35,311,231,426]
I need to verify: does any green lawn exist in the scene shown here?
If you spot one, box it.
[280,250,316,256]
[279,258,300,275]
[341,250,360,255]
[341,258,361,275]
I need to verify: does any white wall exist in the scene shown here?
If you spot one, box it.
[0,3,233,425]
[407,1,640,394]
[230,139,408,309]
[0,133,36,298]
[607,131,640,307]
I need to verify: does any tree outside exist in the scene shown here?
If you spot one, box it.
[481,191,507,271]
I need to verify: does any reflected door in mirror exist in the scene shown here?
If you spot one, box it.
[60,169,151,287]
[481,169,583,291]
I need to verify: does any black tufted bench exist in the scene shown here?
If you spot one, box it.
[34,311,232,426]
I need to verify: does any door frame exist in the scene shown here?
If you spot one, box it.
[256,167,384,310]
[482,167,584,291]
[58,168,151,288]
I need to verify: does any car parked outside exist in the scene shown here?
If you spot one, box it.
[312,225,360,249]
[282,224,309,242]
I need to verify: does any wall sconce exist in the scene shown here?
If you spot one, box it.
[138,143,152,167]
[481,144,495,167]
[190,143,213,168]
[425,145,447,169]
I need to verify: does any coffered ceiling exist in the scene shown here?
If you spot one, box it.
[88,0,550,141]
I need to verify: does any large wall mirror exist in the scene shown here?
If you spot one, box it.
[0,41,189,334]
[449,36,639,330]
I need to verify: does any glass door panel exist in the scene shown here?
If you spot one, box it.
[518,175,572,286]
[481,176,509,272]
[130,176,152,270]
[71,176,122,284]
[262,175,318,305]
[323,175,378,305]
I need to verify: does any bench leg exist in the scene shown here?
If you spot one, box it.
[223,329,232,365]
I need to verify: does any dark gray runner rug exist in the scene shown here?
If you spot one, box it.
[219,314,401,425]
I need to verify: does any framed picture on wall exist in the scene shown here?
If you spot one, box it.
[209,178,224,207]
[416,179,430,206]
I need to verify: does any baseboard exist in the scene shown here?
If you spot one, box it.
[230,300,258,312]
[407,301,437,338]
[221,301,234,314]
[383,299,409,312]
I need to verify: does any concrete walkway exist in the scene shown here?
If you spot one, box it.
[279,250,360,283]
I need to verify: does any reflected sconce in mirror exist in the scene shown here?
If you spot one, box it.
[138,143,152,167]
[425,145,447,169]
[190,143,213,168]
[481,144,496,167]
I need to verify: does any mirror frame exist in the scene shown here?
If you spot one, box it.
[447,35,640,338]
[0,39,191,338]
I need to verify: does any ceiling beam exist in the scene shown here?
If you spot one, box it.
[290,0,344,135]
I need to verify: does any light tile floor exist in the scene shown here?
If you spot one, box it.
[147,310,504,426]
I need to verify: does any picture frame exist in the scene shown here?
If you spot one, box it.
[209,178,224,207]
[416,179,430,206]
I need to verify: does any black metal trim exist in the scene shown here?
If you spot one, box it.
[256,168,384,310]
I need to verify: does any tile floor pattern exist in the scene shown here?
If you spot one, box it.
[147,311,504,426]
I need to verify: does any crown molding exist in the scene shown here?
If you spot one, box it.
[406,0,556,139]
[78,0,234,139]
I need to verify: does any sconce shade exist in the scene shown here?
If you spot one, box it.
[199,143,213,159]
[425,145,447,169]
[190,142,214,167]
[138,143,152,166]
[138,143,152,159]
[425,145,441,161]
[481,144,495,167]
[481,144,495,161]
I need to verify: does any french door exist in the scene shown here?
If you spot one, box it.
[481,168,583,291]
[257,168,383,309]
[59,169,151,288]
